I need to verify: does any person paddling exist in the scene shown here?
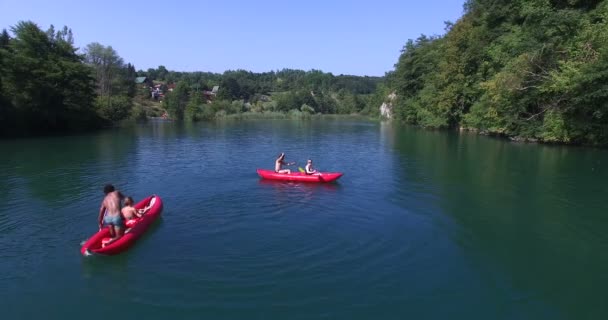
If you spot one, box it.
[275,152,295,174]
[98,184,125,246]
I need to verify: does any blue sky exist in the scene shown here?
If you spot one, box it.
[1,0,465,76]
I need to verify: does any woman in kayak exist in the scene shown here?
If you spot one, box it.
[275,152,294,174]
[305,159,317,175]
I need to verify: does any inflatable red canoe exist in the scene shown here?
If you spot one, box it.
[257,169,343,183]
[81,195,163,256]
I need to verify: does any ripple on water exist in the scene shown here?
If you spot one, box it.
[5,121,608,319]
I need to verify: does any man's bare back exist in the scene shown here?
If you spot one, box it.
[98,185,125,245]
[103,191,122,217]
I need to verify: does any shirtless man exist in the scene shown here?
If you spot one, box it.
[98,184,125,246]
[275,153,294,174]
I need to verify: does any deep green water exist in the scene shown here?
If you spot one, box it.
[1,119,607,319]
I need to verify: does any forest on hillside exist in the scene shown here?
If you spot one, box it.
[140,67,384,121]
[387,0,608,145]
[0,21,383,137]
[4,1,608,146]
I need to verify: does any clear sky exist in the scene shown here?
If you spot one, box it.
[1,0,465,76]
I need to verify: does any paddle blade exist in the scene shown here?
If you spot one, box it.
[298,167,305,173]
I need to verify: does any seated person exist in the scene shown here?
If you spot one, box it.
[305,159,317,175]
[121,197,143,227]
[275,152,294,174]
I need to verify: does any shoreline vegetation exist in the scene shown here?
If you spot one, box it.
[3,0,608,148]
[385,0,608,147]
[0,21,384,138]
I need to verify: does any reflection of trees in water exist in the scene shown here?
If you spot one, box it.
[1,130,137,203]
[389,126,608,318]
[0,169,11,205]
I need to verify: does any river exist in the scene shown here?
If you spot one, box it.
[1,119,607,319]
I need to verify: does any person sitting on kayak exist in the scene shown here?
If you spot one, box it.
[305,159,317,175]
[98,184,125,246]
[121,196,144,221]
[275,152,294,174]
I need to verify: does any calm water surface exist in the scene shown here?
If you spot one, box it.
[1,119,607,319]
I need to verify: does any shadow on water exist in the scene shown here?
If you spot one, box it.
[256,177,344,210]
[257,179,341,197]
[257,178,341,190]
[387,123,608,318]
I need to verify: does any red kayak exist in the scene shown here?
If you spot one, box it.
[257,169,343,183]
[81,195,163,256]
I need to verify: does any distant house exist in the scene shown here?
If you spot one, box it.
[203,85,219,101]
[151,87,162,100]
[151,84,165,100]
[135,76,152,88]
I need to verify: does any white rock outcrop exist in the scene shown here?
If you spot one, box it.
[380,92,397,119]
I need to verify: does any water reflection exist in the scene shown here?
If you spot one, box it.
[257,179,340,202]
[0,131,138,204]
[258,178,340,191]
[388,124,608,318]
[6,119,607,319]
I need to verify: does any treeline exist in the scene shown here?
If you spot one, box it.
[0,21,139,137]
[141,67,381,97]
[0,21,383,137]
[140,67,384,121]
[388,0,608,145]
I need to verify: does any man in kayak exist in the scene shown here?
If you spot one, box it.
[305,159,317,175]
[275,152,294,174]
[98,184,125,246]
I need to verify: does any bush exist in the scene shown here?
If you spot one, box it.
[131,104,148,122]
[200,105,215,120]
[96,95,133,123]
[300,104,315,114]
[230,100,245,113]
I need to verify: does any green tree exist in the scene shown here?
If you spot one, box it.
[0,29,12,131]
[84,42,124,97]
[1,21,98,135]
[387,0,608,145]
[164,81,190,120]
[84,42,135,122]
[185,91,204,121]
[95,95,132,122]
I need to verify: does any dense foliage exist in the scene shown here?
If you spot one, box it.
[0,21,137,137]
[0,22,99,136]
[0,21,384,136]
[389,0,608,145]
[84,42,137,123]
[141,67,383,120]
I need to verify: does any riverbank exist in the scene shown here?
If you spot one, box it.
[222,111,374,121]
[455,125,606,148]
